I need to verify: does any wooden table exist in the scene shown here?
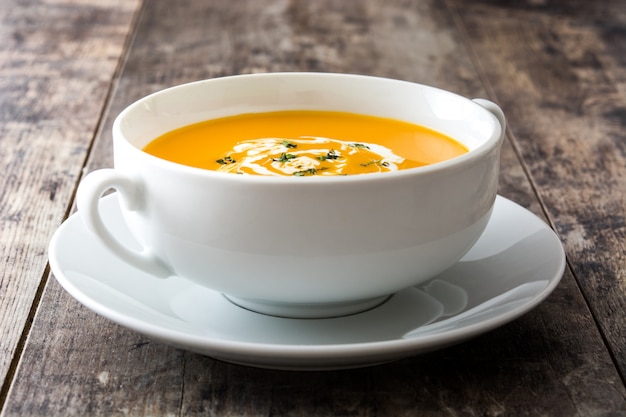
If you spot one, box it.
[1,0,625,415]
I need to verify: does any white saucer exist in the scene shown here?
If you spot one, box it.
[48,194,565,370]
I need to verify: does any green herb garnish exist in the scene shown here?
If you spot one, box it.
[216,156,236,165]
[281,140,298,149]
[349,143,370,150]
[273,152,298,163]
[317,149,341,161]
[360,159,390,167]
[293,167,328,176]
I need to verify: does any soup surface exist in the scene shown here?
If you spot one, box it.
[143,111,468,176]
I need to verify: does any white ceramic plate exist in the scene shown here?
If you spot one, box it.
[48,195,565,370]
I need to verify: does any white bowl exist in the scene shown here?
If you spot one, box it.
[76,73,505,318]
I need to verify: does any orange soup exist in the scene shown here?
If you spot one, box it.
[143,111,468,176]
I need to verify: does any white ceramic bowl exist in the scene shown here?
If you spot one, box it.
[77,73,505,318]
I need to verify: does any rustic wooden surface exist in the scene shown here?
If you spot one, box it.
[0,0,141,405]
[1,0,625,415]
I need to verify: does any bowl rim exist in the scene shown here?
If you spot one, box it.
[113,72,504,185]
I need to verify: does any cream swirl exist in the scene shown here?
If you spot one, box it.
[216,136,405,176]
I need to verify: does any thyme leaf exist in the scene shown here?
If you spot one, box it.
[216,156,236,165]
[360,159,390,167]
[281,140,297,149]
[293,167,328,176]
[273,152,298,163]
[317,149,341,161]
[349,143,370,150]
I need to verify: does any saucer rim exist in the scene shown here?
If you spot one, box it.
[48,195,566,367]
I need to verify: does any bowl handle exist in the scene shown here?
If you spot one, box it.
[76,169,172,278]
[472,98,506,139]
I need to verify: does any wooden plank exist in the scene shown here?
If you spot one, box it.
[4,0,625,415]
[446,0,626,376]
[0,0,142,397]
[4,280,186,416]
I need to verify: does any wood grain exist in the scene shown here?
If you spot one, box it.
[2,0,625,415]
[446,0,626,377]
[0,0,141,397]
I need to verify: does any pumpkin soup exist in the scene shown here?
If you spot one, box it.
[143,110,467,176]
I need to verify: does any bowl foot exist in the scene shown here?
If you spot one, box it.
[223,294,391,319]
